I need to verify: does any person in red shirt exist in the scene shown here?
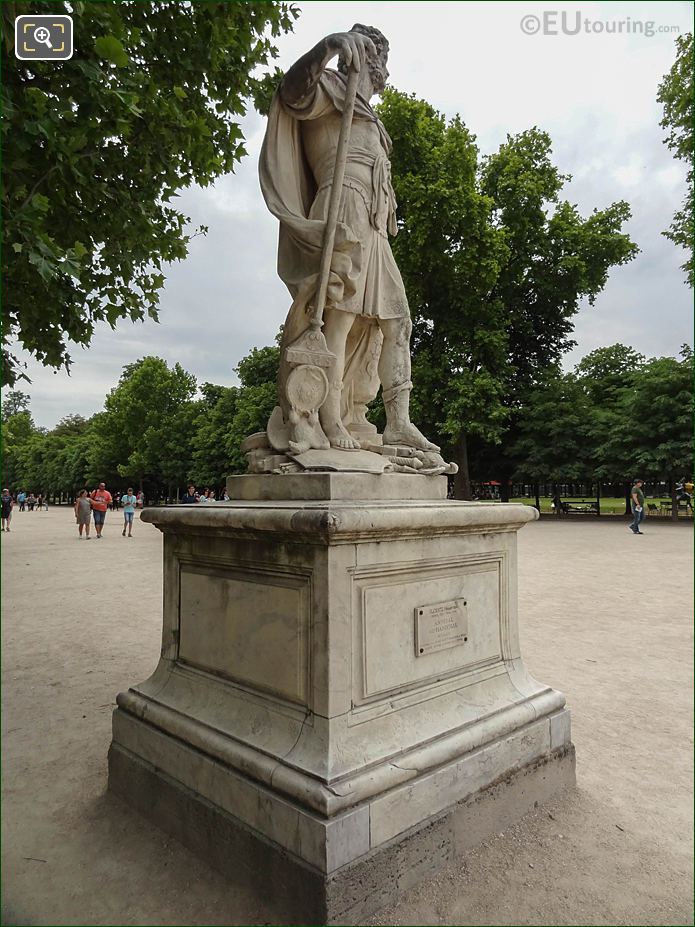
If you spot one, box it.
[90,482,113,538]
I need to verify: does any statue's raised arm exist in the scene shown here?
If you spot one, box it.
[281,32,377,107]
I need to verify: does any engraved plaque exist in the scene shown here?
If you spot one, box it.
[415,598,468,656]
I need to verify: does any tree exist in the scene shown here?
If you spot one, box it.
[2,0,297,384]
[482,131,637,391]
[190,385,240,489]
[377,90,637,496]
[474,131,637,498]
[376,90,510,497]
[477,141,638,493]
[510,368,593,486]
[236,346,281,389]
[226,346,280,473]
[596,347,693,518]
[657,33,694,287]
[2,409,37,487]
[1,389,30,420]
[576,344,646,511]
[575,343,646,406]
[88,356,197,494]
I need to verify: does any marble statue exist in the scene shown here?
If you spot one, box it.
[245,25,457,476]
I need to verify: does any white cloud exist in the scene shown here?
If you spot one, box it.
[14,0,694,427]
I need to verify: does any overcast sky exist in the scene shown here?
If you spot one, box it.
[13,0,694,428]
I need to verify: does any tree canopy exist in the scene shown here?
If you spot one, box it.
[2,0,297,384]
[2,346,282,499]
[594,346,693,487]
[657,32,693,287]
[509,344,694,512]
[376,89,637,496]
[1,389,31,420]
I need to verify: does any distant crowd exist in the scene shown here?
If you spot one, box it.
[179,485,230,504]
[1,489,48,530]
[13,490,49,512]
[1,482,232,538]
[0,483,146,539]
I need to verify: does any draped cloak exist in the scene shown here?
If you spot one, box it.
[259,69,408,426]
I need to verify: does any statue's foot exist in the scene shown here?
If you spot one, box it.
[288,439,311,455]
[287,417,330,455]
[323,420,361,450]
[383,422,440,453]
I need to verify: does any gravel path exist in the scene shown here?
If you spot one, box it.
[2,508,692,926]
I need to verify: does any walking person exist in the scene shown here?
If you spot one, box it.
[74,490,92,539]
[121,487,137,537]
[26,492,36,512]
[629,479,646,535]
[1,488,14,532]
[90,482,112,538]
[17,490,26,512]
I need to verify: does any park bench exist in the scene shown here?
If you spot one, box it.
[560,500,599,515]
[659,499,693,516]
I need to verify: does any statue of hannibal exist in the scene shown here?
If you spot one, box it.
[259,25,440,458]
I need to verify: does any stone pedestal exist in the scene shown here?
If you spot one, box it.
[109,475,574,924]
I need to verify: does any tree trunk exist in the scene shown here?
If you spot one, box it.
[596,480,601,517]
[624,483,631,517]
[500,477,511,503]
[534,483,541,513]
[453,433,472,500]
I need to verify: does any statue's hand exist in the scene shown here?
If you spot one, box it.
[325,31,377,72]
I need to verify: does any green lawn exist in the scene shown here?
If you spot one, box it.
[505,496,689,516]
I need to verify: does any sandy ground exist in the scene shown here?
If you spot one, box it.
[1,507,692,926]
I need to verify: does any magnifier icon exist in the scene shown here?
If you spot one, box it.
[34,25,53,49]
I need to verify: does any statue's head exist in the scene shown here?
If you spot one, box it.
[337,24,389,94]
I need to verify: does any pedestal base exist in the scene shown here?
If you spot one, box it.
[109,740,574,925]
[110,480,574,921]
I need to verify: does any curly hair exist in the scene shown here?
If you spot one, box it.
[337,23,389,74]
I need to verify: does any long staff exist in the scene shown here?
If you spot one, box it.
[285,66,360,368]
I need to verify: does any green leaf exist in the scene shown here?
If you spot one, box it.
[173,86,187,101]
[94,36,129,68]
[31,193,50,212]
[12,243,23,253]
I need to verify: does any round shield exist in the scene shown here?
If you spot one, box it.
[285,364,329,413]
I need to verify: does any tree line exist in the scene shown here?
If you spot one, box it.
[2,341,691,509]
[1,346,278,501]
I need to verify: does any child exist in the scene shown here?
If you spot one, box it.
[121,487,138,537]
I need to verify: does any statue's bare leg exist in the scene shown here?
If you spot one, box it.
[379,316,440,451]
[319,306,361,450]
